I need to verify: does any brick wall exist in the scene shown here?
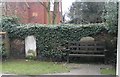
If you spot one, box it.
[3,2,62,24]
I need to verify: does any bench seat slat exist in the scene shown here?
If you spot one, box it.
[69,54,105,57]
[69,46,104,48]
[70,50,104,53]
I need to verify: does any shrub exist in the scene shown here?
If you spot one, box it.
[0,42,8,60]
[105,37,117,66]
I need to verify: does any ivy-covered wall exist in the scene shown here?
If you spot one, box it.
[2,17,117,62]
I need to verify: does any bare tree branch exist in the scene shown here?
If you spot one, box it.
[37,0,49,11]
[25,0,30,8]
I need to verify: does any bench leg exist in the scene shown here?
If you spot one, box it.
[104,56,107,64]
[67,55,69,63]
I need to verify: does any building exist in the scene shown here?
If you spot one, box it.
[2,0,62,24]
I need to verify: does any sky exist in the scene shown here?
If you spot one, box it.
[62,0,75,15]
[62,0,75,21]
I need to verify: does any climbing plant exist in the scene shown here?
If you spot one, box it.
[1,17,107,61]
[2,16,116,62]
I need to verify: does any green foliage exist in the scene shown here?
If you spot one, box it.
[102,2,118,65]
[105,36,117,65]
[1,16,20,30]
[102,2,118,35]
[100,68,116,75]
[0,41,8,60]
[2,24,106,61]
[68,2,105,24]
[2,16,113,61]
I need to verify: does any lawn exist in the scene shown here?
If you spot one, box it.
[0,62,1,72]
[1,59,69,75]
[100,68,116,75]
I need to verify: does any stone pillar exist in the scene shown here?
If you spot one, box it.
[117,2,120,76]
[25,35,36,58]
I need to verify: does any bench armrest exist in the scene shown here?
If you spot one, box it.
[59,47,70,52]
[62,48,70,55]
[63,49,70,53]
[104,49,108,52]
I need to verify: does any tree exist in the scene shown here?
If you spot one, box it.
[68,2,105,24]
[39,0,59,24]
[39,1,51,24]
[102,2,118,35]
[102,2,118,65]
[52,1,59,24]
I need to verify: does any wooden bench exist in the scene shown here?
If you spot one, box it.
[65,41,106,63]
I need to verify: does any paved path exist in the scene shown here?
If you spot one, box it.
[46,63,113,75]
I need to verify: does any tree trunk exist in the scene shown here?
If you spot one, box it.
[47,1,51,24]
[52,1,59,24]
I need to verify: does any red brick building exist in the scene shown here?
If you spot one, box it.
[2,1,62,24]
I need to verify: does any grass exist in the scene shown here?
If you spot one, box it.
[1,59,69,75]
[0,62,2,72]
[100,68,116,75]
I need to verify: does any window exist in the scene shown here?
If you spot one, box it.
[32,12,38,17]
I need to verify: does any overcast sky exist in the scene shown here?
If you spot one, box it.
[62,0,75,21]
[62,0,75,14]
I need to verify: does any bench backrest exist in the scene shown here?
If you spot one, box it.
[68,41,105,53]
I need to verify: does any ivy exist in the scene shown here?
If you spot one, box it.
[2,17,108,61]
